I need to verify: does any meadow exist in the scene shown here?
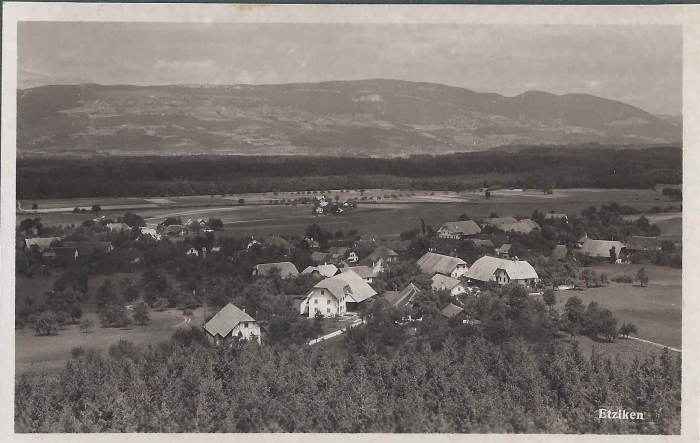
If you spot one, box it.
[15,273,208,376]
[553,264,681,350]
[18,187,680,241]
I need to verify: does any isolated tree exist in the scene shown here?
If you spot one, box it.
[154,297,169,311]
[99,302,131,329]
[207,217,224,230]
[31,203,38,210]
[490,212,499,218]
[238,198,245,206]
[70,347,85,359]
[619,322,638,338]
[45,288,82,323]
[609,246,617,263]
[563,296,585,337]
[599,273,609,286]
[132,301,150,325]
[91,204,102,214]
[95,279,117,309]
[458,212,470,221]
[637,267,649,287]
[34,312,59,336]
[79,318,94,333]
[485,191,491,199]
[543,289,556,310]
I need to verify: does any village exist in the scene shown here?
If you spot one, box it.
[16,196,681,353]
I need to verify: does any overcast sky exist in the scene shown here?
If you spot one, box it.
[18,22,682,115]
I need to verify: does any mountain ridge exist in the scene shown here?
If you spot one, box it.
[17,79,681,156]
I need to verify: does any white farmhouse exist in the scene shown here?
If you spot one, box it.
[300,270,377,317]
[204,303,261,344]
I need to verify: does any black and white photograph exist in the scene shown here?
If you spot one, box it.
[1,3,699,439]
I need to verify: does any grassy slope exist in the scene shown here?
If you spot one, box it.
[554,264,681,349]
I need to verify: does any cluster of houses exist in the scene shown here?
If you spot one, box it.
[156,218,214,237]
[311,195,357,216]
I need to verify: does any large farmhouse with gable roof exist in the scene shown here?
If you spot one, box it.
[300,270,377,317]
[465,256,539,288]
[417,252,468,279]
[204,303,261,344]
[437,220,481,239]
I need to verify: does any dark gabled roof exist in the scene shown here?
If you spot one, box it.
[481,217,518,227]
[545,213,568,220]
[263,236,294,249]
[253,262,299,278]
[438,220,482,236]
[417,252,466,275]
[383,283,421,308]
[470,239,495,249]
[551,245,568,260]
[51,247,79,258]
[368,245,398,263]
[626,236,660,251]
[164,225,185,235]
[204,303,256,338]
[62,241,113,255]
[441,303,465,318]
[579,240,626,258]
[310,251,331,263]
[496,219,540,234]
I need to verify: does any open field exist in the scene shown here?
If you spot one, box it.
[19,188,681,242]
[623,211,682,242]
[15,272,208,376]
[553,264,681,350]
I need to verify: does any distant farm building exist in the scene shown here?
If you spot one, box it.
[437,220,482,239]
[545,213,569,222]
[496,244,512,259]
[431,274,466,296]
[23,237,61,251]
[63,241,114,255]
[383,283,421,309]
[204,303,261,344]
[626,236,661,252]
[579,239,626,258]
[252,262,299,278]
[367,246,399,265]
[496,219,540,234]
[480,217,518,229]
[465,256,539,288]
[417,252,468,279]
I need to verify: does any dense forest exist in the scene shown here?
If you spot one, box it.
[15,322,681,433]
[17,146,681,199]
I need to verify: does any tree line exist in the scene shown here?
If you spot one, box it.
[17,147,681,199]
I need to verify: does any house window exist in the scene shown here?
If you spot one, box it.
[321,290,325,295]
[314,299,318,304]
[244,322,249,328]
[327,308,331,314]
[327,300,331,305]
